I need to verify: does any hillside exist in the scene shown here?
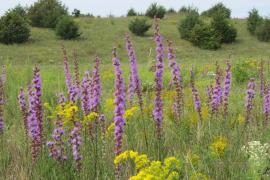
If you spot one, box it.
[0,14,269,66]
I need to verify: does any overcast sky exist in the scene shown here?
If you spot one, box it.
[0,0,269,18]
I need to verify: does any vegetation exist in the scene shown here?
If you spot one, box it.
[72,9,81,17]
[0,8,30,44]
[202,3,231,18]
[178,11,201,40]
[127,8,137,16]
[145,3,166,19]
[178,6,199,15]
[28,0,68,28]
[211,15,237,43]
[247,8,263,35]
[128,18,151,36]
[256,19,270,42]
[55,16,81,40]
[191,23,221,50]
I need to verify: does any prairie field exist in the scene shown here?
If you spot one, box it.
[0,14,270,180]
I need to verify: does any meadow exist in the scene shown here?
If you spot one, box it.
[0,14,270,180]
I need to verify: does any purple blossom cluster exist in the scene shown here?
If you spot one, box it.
[211,63,223,114]
[0,66,6,134]
[73,51,81,97]
[206,85,213,108]
[223,61,232,116]
[245,78,256,125]
[81,71,91,116]
[264,89,270,124]
[167,40,184,119]
[190,69,202,122]
[47,128,67,162]
[70,123,83,171]
[90,57,101,112]
[18,88,28,135]
[152,19,164,139]
[112,48,125,156]
[125,33,143,110]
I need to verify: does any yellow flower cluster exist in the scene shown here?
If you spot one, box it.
[237,114,245,125]
[56,102,78,126]
[210,136,228,157]
[114,150,181,180]
[83,112,99,127]
[105,98,114,111]
[190,172,208,180]
[124,106,139,119]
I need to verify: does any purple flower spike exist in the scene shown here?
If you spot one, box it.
[190,68,202,122]
[152,19,164,139]
[167,40,184,119]
[125,33,143,111]
[223,61,232,117]
[264,89,270,125]
[18,87,28,135]
[211,63,223,114]
[0,75,4,134]
[81,71,91,116]
[90,57,101,113]
[245,78,256,125]
[112,48,125,156]
[62,46,73,99]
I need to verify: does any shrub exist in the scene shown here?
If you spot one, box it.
[211,15,237,43]
[145,3,166,19]
[233,61,258,83]
[178,11,201,40]
[178,6,199,15]
[0,10,30,44]
[247,8,263,35]
[128,18,151,36]
[127,8,137,16]
[167,8,176,14]
[201,3,231,18]
[190,23,221,50]
[55,16,80,40]
[256,19,270,42]
[12,5,28,20]
[28,0,68,28]
[72,9,81,17]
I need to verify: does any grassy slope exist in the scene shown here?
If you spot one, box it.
[0,14,269,66]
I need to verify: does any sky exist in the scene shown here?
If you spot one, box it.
[0,0,269,18]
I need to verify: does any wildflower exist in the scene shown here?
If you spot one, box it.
[81,71,91,116]
[112,48,126,156]
[83,112,99,127]
[190,69,202,124]
[259,60,265,97]
[153,18,164,139]
[237,114,245,125]
[263,89,270,125]
[206,85,213,108]
[211,62,223,114]
[223,61,231,116]
[73,50,81,97]
[245,78,256,125]
[201,106,209,121]
[0,77,4,134]
[190,172,208,180]
[106,122,115,137]
[70,123,83,171]
[210,136,228,157]
[167,40,184,119]
[124,106,139,119]
[125,33,143,110]
[90,57,101,112]
[57,102,78,126]
[18,87,28,135]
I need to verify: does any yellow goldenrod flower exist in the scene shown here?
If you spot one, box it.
[83,112,99,127]
[210,136,228,157]
[106,122,114,137]
[237,114,245,125]
[124,106,139,119]
[190,172,208,180]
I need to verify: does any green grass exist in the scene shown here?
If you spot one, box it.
[0,14,269,66]
[0,14,270,179]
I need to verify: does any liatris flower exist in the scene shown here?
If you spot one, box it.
[27,84,41,161]
[99,114,106,159]
[125,33,143,111]
[81,71,91,116]
[167,40,184,119]
[73,50,81,96]
[47,128,67,162]
[70,122,83,171]
[90,57,101,112]
[190,69,202,122]
[223,61,232,117]
[211,63,223,114]
[0,78,4,134]
[1,65,6,83]
[206,85,213,108]
[245,78,256,125]
[263,89,270,125]
[32,66,43,142]
[112,48,125,156]
[259,60,265,97]
[127,72,134,106]
[152,19,164,139]
[62,46,73,98]
[18,88,28,135]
